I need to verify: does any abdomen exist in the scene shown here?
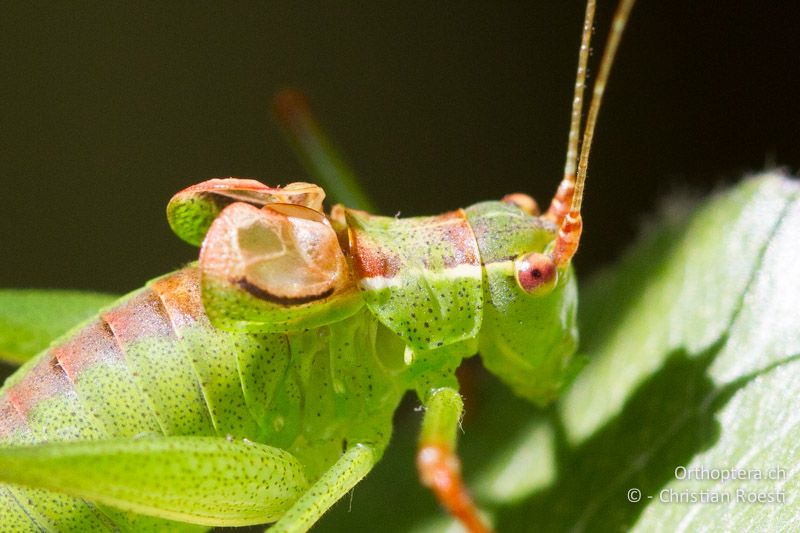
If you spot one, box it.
[0,267,406,530]
[0,267,292,530]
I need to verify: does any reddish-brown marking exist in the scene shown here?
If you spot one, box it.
[349,209,480,280]
[171,178,325,216]
[178,177,276,195]
[348,231,401,279]
[440,210,481,268]
[544,178,575,224]
[1,278,195,424]
[52,319,125,382]
[551,210,583,268]
[0,397,30,440]
[417,442,492,533]
[151,267,209,331]
[101,289,175,345]
[6,353,74,419]
[174,178,296,206]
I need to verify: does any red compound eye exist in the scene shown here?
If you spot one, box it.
[515,252,558,295]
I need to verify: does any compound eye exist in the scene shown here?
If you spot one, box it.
[515,252,557,295]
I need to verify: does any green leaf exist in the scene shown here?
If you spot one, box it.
[561,173,798,442]
[495,172,800,531]
[0,289,116,365]
[317,172,800,532]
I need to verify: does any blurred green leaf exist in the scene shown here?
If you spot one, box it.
[319,173,800,532]
[0,290,116,365]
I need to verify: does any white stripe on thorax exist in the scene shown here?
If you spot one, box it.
[358,263,482,291]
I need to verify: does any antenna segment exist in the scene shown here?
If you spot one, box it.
[545,0,596,225]
[564,0,596,181]
[551,0,636,267]
[571,0,636,214]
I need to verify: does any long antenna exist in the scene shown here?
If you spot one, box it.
[552,0,636,267]
[571,0,636,214]
[564,0,596,181]
[545,0,596,224]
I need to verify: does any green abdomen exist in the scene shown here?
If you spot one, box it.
[0,267,404,530]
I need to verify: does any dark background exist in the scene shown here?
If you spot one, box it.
[1,1,799,293]
[1,3,799,531]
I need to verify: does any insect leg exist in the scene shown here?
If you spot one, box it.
[268,444,377,533]
[417,387,491,533]
[0,436,308,527]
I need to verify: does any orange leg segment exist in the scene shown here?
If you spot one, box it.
[417,387,492,533]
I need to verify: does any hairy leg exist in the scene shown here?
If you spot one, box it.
[268,444,377,533]
[417,387,491,533]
